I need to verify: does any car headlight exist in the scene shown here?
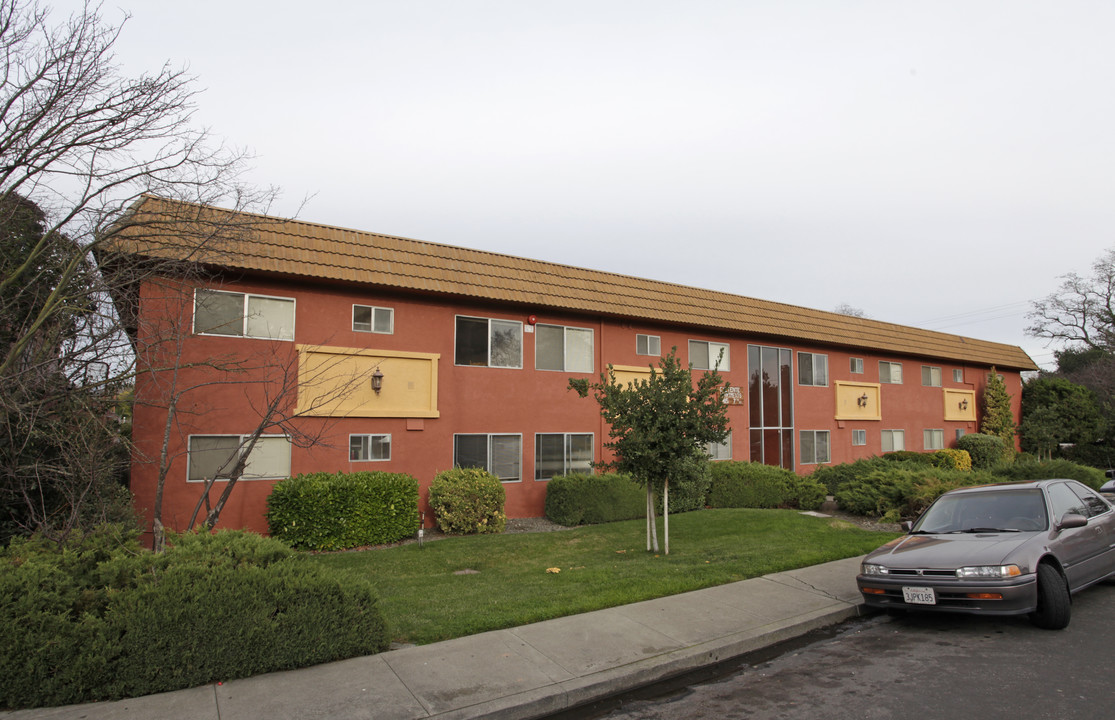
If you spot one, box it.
[862,563,889,576]
[956,565,1022,579]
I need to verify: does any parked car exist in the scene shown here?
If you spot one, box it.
[856,479,1115,629]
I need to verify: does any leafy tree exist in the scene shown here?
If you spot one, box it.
[569,349,729,554]
[981,367,1016,450]
[1020,376,1105,458]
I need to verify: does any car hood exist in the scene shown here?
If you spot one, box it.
[864,532,1037,569]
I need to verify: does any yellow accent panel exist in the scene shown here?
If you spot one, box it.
[296,345,439,418]
[944,389,977,422]
[609,364,654,387]
[835,381,881,421]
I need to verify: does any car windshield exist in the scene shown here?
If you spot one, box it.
[911,489,1048,534]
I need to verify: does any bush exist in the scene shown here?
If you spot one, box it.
[707,462,826,511]
[992,457,1107,490]
[657,456,712,514]
[835,466,996,519]
[882,450,936,465]
[808,457,891,495]
[544,473,644,526]
[0,527,388,708]
[933,448,972,471]
[428,467,506,534]
[957,433,1009,469]
[266,471,419,551]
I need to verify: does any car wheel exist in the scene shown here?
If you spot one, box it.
[1030,563,1071,630]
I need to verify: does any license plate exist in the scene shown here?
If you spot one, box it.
[902,586,937,605]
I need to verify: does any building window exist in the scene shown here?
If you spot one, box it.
[798,352,828,386]
[455,316,522,368]
[690,340,730,371]
[536,324,594,373]
[748,345,794,470]
[636,334,661,356]
[956,428,965,442]
[921,366,942,387]
[350,434,391,461]
[454,434,522,482]
[953,368,964,383]
[706,431,733,461]
[924,429,944,451]
[535,433,593,480]
[852,429,867,446]
[800,430,830,464]
[879,361,903,384]
[850,357,864,374]
[187,435,291,482]
[193,289,295,340]
[881,429,905,452]
[353,305,393,334]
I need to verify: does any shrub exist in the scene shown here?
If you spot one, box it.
[428,467,506,534]
[992,457,1107,490]
[835,466,996,519]
[544,473,644,526]
[808,457,891,495]
[707,462,826,511]
[656,456,712,514]
[267,471,419,551]
[882,450,936,465]
[933,448,972,471]
[0,527,388,709]
[956,433,1009,469]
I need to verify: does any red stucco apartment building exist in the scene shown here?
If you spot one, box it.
[104,197,1038,538]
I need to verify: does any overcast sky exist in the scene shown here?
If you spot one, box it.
[63,0,1115,369]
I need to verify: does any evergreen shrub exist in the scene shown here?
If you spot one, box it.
[992,457,1106,489]
[804,457,891,496]
[933,448,972,471]
[956,433,1009,469]
[707,461,826,511]
[267,471,419,551]
[428,467,506,534]
[835,466,995,519]
[881,450,936,465]
[544,473,644,526]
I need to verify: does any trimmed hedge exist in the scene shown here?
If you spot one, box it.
[707,461,826,511]
[267,471,420,551]
[957,433,1010,469]
[0,527,388,709]
[934,448,972,471]
[544,473,645,526]
[428,467,506,534]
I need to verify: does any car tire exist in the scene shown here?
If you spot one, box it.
[1030,563,1071,630]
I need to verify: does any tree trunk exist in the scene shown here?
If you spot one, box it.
[646,485,659,553]
[663,479,670,555]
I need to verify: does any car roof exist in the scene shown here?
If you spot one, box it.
[943,479,1079,496]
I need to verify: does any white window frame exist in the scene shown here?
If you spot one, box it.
[453,433,523,482]
[636,334,661,356]
[349,433,391,461]
[187,434,291,482]
[454,316,523,369]
[953,368,964,383]
[921,365,942,387]
[798,352,828,386]
[850,357,864,374]
[535,324,594,373]
[534,432,594,480]
[880,361,903,384]
[924,429,944,451]
[852,429,867,446]
[881,429,905,452]
[706,430,733,461]
[193,289,295,341]
[689,340,730,371]
[352,305,394,334]
[799,430,830,464]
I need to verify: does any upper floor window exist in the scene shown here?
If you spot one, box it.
[921,366,942,387]
[455,316,522,368]
[690,340,730,371]
[536,324,593,373]
[454,433,522,482]
[194,289,294,340]
[798,352,828,386]
[800,430,830,464]
[350,434,391,461]
[850,357,864,374]
[879,361,903,384]
[187,435,291,482]
[706,431,733,461]
[636,334,661,356]
[353,305,393,334]
[535,433,593,480]
[881,429,905,452]
[923,429,944,451]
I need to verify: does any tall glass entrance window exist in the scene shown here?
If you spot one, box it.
[748,345,794,469]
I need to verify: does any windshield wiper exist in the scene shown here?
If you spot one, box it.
[961,527,1020,533]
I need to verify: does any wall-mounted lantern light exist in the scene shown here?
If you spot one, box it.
[959,398,968,410]
[371,368,384,395]
[858,393,869,408]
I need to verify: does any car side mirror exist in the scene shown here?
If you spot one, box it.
[1057,513,1088,530]
[900,520,913,532]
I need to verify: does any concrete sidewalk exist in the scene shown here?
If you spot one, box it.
[4,556,868,720]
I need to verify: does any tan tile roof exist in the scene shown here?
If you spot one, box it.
[105,195,1038,371]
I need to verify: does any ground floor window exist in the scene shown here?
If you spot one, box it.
[350,434,391,461]
[852,429,867,446]
[187,435,291,482]
[799,430,830,464]
[881,429,905,452]
[923,429,944,451]
[534,433,593,480]
[454,434,522,482]
[706,431,732,461]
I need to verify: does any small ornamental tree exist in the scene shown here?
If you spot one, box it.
[569,348,729,554]
[981,367,1017,450]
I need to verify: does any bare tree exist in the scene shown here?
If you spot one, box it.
[1027,248,1115,353]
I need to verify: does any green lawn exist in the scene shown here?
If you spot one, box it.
[309,508,899,645]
